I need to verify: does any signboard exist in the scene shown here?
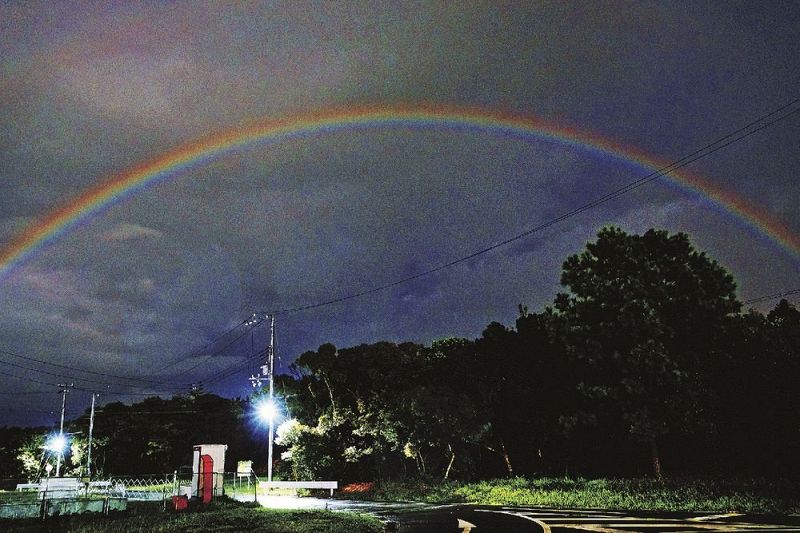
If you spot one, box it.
[237,460,253,477]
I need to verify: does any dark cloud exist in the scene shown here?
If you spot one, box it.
[0,2,798,426]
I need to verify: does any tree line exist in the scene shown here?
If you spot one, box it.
[275,227,800,481]
[0,227,797,482]
[0,392,264,480]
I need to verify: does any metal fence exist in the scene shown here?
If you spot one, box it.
[228,471,261,502]
[108,474,172,502]
[0,476,129,519]
[0,478,40,520]
[173,471,262,503]
[0,472,265,520]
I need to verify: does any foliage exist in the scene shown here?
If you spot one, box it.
[554,228,740,476]
[13,433,46,480]
[0,427,45,479]
[266,227,800,481]
[0,394,266,479]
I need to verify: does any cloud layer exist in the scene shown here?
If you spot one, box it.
[1,2,798,426]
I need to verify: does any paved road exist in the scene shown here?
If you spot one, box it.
[374,505,800,532]
[248,495,800,532]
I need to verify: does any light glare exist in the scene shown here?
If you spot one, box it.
[47,434,67,453]
[256,399,278,422]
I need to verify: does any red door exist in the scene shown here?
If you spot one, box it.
[199,454,214,504]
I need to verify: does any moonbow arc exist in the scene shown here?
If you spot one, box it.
[1,105,797,280]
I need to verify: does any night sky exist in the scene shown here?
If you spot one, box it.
[1,2,798,427]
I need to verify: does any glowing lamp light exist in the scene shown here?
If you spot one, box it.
[47,434,67,453]
[256,399,278,422]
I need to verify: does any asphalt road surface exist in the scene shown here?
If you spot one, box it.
[372,505,800,532]
[248,496,800,532]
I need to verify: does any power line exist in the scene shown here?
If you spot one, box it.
[0,348,160,384]
[200,348,269,387]
[74,332,269,397]
[260,98,800,315]
[0,364,185,398]
[92,409,202,415]
[0,407,57,415]
[0,355,163,390]
[0,368,62,388]
[154,316,266,375]
[55,321,269,398]
[53,317,270,396]
[144,315,266,388]
[0,316,268,399]
[0,390,57,396]
[71,384,183,397]
[744,288,800,305]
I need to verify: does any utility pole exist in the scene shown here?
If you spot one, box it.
[248,314,276,483]
[55,383,73,477]
[86,393,97,478]
[266,315,275,483]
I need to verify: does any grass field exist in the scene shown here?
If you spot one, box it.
[0,499,383,533]
[340,477,800,515]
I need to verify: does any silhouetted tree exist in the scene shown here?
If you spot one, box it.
[555,227,740,477]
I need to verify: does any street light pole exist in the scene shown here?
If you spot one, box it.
[266,315,275,483]
[87,393,97,478]
[55,383,73,477]
[248,314,277,483]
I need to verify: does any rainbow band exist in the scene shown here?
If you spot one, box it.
[1,105,797,280]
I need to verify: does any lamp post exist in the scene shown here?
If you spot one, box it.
[87,393,97,478]
[249,314,276,483]
[46,433,67,480]
[55,383,73,477]
[266,317,275,483]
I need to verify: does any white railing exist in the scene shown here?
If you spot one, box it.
[260,480,338,496]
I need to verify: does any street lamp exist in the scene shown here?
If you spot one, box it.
[254,396,280,484]
[256,399,278,423]
[46,433,68,477]
[47,434,67,454]
[247,313,277,483]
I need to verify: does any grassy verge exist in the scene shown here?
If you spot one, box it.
[1,498,383,533]
[340,477,800,514]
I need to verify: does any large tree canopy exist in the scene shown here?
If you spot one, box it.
[555,227,741,476]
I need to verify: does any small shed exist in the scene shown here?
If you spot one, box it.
[191,444,227,502]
